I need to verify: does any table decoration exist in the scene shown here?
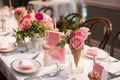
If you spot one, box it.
[1,18,7,32]
[11,58,41,74]
[13,9,54,51]
[57,23,90,74]
[45,30,66,63]
[42,44,52,66]
[84,47,109,59]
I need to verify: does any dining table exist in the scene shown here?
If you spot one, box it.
[28,0,76,20]
[0,14,120,80]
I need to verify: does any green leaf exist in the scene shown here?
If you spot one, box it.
[70,23,79,31]
[63,26,67,34]
[56,40,66,48]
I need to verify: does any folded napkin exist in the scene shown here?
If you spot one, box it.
[19,59,34,70]
[0,37,9,50]
[86,47,99,56]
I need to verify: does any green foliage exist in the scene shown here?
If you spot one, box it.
[56,22,79,48]
[13,22,49,42]
[70,23,79,31]
[56,40,66,48]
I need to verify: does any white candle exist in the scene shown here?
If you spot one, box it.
[9,0,12,7]
[54,17,56,29]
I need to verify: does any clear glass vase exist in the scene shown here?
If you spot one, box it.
[29,33,44,53]
[69,46,84,74]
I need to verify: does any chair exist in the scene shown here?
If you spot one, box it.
[64,13,83,26]
[38,6,55,18]
[0,71,7,80]
[81,17,112,49]
[57,13,82,32]
[110,30,120,57]
[27,4,34,13]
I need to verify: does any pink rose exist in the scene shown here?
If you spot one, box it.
[23,14,31,19]
[71,29,82,37]
[79,27,90,40]
[21,18,31,30]
[14,7,26,15]
[70,36,84,50]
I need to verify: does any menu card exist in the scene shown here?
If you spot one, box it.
[94,63,107,80]
[45,30,65,63]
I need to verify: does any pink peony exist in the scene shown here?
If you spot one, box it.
[21,18,31,30]
[70,36,84,50]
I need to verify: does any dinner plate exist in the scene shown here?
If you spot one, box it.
[11,58,41,74]
[84,47,109,59]
[0,43,16,53]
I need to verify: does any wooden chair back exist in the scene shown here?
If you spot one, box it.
[81,17,112,49]
[110,30,120,57]
[64,13,83,26]
[57,13,82,32]
[38,6,55,18]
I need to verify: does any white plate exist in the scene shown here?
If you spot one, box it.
[11,58,41,74]
[84,47,109,59]
[0,43,16,53]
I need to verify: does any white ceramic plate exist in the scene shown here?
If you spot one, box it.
[11,58,41,74]
[0,43,16,53]
[84,48,109,59]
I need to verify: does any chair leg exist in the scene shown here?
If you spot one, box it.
[0,71,7,80]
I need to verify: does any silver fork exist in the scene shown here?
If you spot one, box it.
[24,68,61,80]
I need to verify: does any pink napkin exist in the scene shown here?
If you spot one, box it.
[86,47,99,56]
[19,59,33,70]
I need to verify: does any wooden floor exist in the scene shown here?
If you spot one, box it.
[0,71,7,80]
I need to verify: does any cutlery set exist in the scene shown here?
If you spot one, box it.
[107,71,120,79]
[24,68,61,80]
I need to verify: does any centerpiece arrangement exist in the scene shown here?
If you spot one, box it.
[57,23,90,73]
[13,8,54,43]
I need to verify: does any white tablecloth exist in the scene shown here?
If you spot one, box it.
[28,0,76,20]
[0,44,120,80]
[0,15,120,80]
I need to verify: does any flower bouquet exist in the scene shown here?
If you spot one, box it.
[57,23,90,73]
[13,10,54,43]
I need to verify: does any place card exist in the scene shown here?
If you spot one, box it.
[94,63,108,80]
[45,30,65,63]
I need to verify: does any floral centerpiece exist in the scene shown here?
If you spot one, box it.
[13,10,54,42]
[57,23,90,68]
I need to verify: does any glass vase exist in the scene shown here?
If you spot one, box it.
[29,33,44,53]
[69,46,84,74]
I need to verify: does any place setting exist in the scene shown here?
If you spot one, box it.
[11,58,41,74]
[83,46,110,60]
